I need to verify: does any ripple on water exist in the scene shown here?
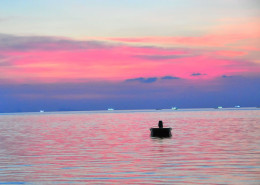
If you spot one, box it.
[0,110,259,184]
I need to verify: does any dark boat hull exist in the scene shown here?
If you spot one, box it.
[150,128,172,137]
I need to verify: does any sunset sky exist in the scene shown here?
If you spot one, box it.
[0,0,259,112]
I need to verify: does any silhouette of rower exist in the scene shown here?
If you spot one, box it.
[158,120,163,128]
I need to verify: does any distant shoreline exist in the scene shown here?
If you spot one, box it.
[1,107,259,115]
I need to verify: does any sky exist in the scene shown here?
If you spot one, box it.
[0,0,260,112]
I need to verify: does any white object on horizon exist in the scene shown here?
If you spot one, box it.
[171,107,178,110]
[40,110,44,113]
[217,106,223,109]
[235,105,240,108]
[107,108,114,111]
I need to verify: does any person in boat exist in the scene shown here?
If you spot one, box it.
[158,120,163,128]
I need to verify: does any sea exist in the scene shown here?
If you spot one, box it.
[0,108,259,185]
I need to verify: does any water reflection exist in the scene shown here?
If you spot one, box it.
[0,110,259,184]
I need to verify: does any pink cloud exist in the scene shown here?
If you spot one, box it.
[214,50,248,57]
[106,31,260,49]
[108,35,245,47]
[104,18,260,49]
[0,33,259,84]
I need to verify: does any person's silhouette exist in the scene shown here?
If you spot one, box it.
[158,120,163,128]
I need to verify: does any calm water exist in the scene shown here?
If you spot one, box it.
[0,109,260,184]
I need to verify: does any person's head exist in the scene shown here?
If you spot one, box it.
[159,120,163,124]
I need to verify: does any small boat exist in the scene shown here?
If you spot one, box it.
[150,128,172,137]
[235,105,240,108]
[40,110,44,113]
[171,107,178,110]
[217,106,223,109]
[107,108,114,111]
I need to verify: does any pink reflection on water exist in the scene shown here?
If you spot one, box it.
[0,110,259,184]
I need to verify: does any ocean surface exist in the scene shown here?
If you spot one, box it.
[0,108,259,184]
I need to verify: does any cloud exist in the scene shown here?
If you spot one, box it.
[108,34,253,48]
[191,73,207,76]
[108,18,260,48]
[215,50,247,57]
[125,77,158,83]
[0,33,259,84]
[0,33,112,51]
[133,54,190,60]
[161,76,180,80]
[125,76,180,83]
[222,75,233,78]
[0,61,12,66]
[0,55,13,66]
